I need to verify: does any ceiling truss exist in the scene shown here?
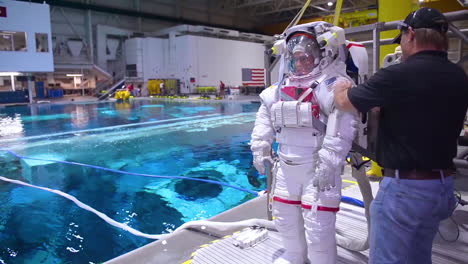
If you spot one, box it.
[221,0,377,24]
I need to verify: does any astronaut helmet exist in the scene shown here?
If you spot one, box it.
[286,31,322,78]
[284,21,345,80]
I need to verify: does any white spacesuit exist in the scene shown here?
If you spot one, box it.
[382,46,402,68]
[251,22,359,264]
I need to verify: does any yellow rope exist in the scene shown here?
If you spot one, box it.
[283,0,313,33]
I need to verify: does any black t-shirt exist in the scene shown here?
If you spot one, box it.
[348,50,468,170]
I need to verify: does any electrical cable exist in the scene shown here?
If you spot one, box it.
[0,175,163,240]
[0,175,276,240]
[437,216,460,243]
[437,189,465,243]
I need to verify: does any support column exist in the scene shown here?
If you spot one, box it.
[27,74,34,104]
[86,0,94,62]
[11,75,16,91]
[333,0,344,26]
[168,31,177,74]
[47,73,55,85]
[264,47,271,87]
[135,0,142,32]
[378,0,415,67]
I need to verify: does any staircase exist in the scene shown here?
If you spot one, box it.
[98,79,126,101]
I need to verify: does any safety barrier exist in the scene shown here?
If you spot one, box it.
[0,90,29,104]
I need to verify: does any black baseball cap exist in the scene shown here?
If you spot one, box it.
[393,7,448,44]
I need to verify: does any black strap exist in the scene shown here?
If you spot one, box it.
[312,113,374,159]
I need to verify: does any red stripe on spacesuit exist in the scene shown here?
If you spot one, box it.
[301,204,340,212]
[273,196,301,205]
[347,43,365,49]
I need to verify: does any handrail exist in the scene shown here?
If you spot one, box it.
[98,79,126,100]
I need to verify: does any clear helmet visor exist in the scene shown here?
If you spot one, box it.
[287,33,322,77]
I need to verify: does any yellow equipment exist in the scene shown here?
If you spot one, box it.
[148,79,163,95]
[367,161,383,177]
[114,90,131,101]
[148,79,178,95]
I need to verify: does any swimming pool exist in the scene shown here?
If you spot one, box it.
[0,100,263,264]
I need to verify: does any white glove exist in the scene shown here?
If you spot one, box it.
[251,141,273,175]
[253,153,274,175]
[313,163,336,191]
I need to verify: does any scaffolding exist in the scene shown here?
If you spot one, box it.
[265,10,468,85]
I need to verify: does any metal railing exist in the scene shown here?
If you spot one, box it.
[98,79,126,101]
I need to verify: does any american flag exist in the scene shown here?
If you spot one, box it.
[242,68,265,86]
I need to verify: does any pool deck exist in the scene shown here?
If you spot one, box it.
[105,165,468,264]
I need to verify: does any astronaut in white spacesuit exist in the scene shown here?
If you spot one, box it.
[250,22,359,264]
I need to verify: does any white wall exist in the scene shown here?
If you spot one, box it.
[125,37,166,82]
[125,38,143,77]
[171,35,197,92]
[176,35,266,90]
[125,35,266,93]
[0,0,53,72]
[143,38,165,81]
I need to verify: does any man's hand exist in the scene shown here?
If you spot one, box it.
[333,79,356,112]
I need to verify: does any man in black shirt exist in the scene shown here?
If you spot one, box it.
[334,8,468,264]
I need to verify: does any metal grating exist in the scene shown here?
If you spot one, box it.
[191,184,468,264]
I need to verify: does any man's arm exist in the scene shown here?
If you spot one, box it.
[333,66,399,113]
[334,79,357,112]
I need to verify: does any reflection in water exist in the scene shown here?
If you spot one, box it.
[0,115,24,139]
[0,100,261,138]
[115,102,131,111]
[71,106,90,129]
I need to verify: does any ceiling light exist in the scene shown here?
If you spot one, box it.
[419,0,424,2]
[66,74,83,77]
[327,1,333,6]
[0,72,21,76]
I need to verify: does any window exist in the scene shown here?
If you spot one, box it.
[0,31,13,51]
[126,64,137,77]
[0,30,27,51]
[35,33,49,52]
[13,32,27,51]
[0,77,12,91]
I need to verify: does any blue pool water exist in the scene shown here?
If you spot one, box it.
[0,100,259,137]
[0,99,263,264]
